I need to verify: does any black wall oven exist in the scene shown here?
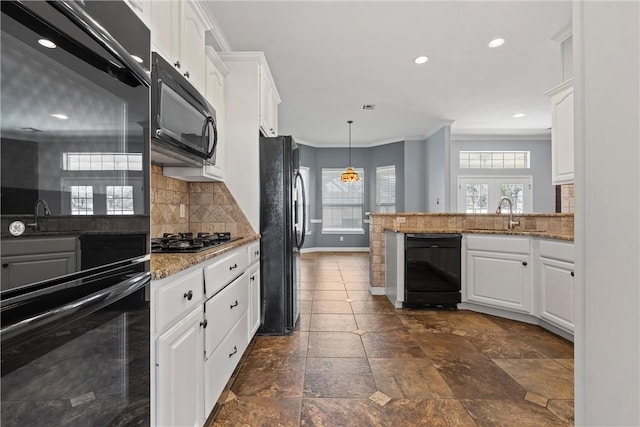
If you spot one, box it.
[1,1,151,425]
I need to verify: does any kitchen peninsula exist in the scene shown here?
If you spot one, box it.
[371,212,575,340]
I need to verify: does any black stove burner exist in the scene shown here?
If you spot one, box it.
[151,232,236,253]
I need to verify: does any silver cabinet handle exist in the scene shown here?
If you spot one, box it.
[229,263,238,271]
[229,346,238,358]
[230,300,239,309]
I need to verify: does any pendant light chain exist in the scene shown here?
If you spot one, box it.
[348,120,353,167]
[341,120,360,182]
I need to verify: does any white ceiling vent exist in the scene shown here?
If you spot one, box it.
[361,104,376,110]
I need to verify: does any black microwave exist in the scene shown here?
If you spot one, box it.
[151,52,217,166]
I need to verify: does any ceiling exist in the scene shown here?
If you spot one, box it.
[205,1,572,147]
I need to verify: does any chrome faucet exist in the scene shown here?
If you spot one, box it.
[28,199,52,231]
[496,196,520,230]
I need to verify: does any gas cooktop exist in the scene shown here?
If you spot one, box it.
[151,232,240,254]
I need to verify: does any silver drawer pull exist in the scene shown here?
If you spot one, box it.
[250,275,255,282]
[229,263,238,271]
[254,250,260,256]
[230,300,239,309]
[183,290,193,301]
[229,346,238,358]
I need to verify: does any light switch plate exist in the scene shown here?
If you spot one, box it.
[396,217,406,223]
[180,204,186,218]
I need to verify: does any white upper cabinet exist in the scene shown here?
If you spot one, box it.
[546,79,575,185]
[150,0,210,93]
[259,64,280,137]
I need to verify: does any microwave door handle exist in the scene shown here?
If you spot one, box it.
[205,117,218,159]
[48,1,151,88]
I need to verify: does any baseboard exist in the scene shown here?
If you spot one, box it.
[300,247,370,253]
[369,286,385,295]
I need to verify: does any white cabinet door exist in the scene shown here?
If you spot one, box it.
[205,54,225,179]
[149,0,178,63]
[259,67,277,136]
[248,263,261,338]
[156,306,205,427]
[178,1,207,92]
[549,82,574,185]
[539,257,574,332]
[467,250,531,313]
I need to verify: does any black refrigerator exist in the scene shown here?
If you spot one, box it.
[258,136,306,335]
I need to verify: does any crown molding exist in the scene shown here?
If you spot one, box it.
[200,2,233,53]
[450,132,551,141]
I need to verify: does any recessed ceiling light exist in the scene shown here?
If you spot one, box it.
[38,39,56,49]
[413,56,429,64]
[131,55,144,63]
[513,113,526,118]
[50,113,68,120]
[487,38,506,48]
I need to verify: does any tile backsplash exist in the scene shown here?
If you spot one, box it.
[151,165,254,238]
[561,184,575,213]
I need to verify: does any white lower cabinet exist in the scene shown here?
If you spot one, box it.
[466,250,531,313]
[204,311,249,415]
[539,257,574,332]
[465,235,532,314]
[537,239,575,333]
[153,241,261,426]
[156,306,205,427]
[248,263,261,338]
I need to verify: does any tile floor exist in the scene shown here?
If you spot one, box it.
[210,253,575,426]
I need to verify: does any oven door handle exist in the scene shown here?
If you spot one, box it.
[0,271,150,343]
[47,0,151,87]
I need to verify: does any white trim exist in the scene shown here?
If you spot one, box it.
[450,132,551,141]
[300,247,369,253]
[551,25,573,44]
[205,46,229,77]
[296,120,454,148]
[310,219,322,224]
[369,286,385,296]
[321,230,365,235]
[200,4,233,52]
[543,78,574,97]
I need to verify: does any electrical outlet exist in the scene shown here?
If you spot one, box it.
[180,204,186,218]
[396,217,406,223]
[340,236,344,242]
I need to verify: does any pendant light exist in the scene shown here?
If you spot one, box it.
[341,120,360,182]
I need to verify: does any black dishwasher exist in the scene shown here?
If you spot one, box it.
[405,233,462,307]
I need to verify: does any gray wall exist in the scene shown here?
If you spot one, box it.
[403,140,427,212]
[370,142,404,214]
[426,127,450,212]
[299,142,405,249]
[449,139,555,213]
[299,144,372,249]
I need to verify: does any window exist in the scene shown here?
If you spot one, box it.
[376,165,396,213]
[458,176,532,213]
[321,168,364,233]
[106,186,134,215]
[459,151,530,169]
[63,153,143,171]
[70,186,94,215]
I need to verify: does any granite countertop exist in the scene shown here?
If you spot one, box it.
[385,228,573,241]
[150,234,260,280]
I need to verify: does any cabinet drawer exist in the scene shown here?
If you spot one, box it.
[205,273,249,356]
[156,269,204,333]
[466,234,530,254]
[204,248,247,296]
[204,311,248,414]
[248,242,260,264]
[539,239,574,263]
